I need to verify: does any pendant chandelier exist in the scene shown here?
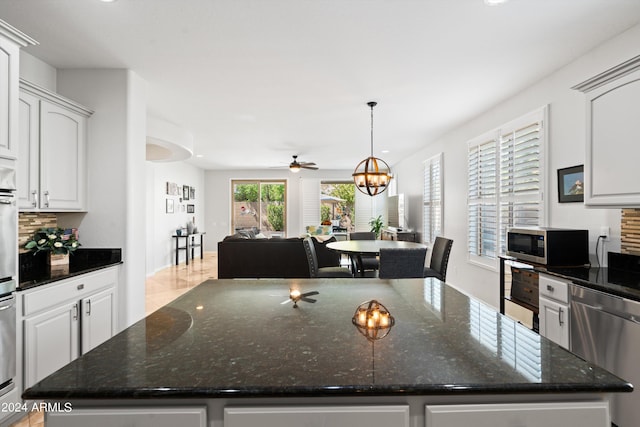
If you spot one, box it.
[352,101,393,196]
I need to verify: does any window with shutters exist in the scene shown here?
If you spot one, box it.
[467,107,547,268]
[423,153,443,244]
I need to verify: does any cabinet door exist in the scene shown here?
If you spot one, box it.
[24,302,79,388]
[46,406,207,427]
[81,287,116,354]
[17,91,40,210]
[0,36,20,159]
[539,296,570,349]
[584,68,640,206]
[426,402,609,427]
[225,406,409,427]
[39,99,86,210]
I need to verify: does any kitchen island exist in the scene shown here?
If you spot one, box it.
[23,278,631,426]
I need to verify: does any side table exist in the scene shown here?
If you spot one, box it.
[172,232,206,265]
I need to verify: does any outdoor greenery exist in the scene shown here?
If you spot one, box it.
[321,205,331,222]
[234,183,259,202]
[233,181,285,232]
[267,205,284,231]
[321,183,356,227]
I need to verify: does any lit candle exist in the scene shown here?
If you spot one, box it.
[358,309,367,325]
[380,313,389,327]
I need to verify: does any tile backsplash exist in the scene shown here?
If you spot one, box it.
[621,209,640,256]
[19,212,57,253]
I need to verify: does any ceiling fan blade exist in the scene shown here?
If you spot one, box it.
[299,161,316,166]
[300,297,317,303]
[301,165,318,170]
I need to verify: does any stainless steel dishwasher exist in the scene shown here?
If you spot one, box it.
[571,284,639,427]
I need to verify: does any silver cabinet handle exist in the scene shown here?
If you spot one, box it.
[0,198,11,205]
[86,299,91,316]
[559,307,564,326]
[0,303,14,311]
[31,190,38,207]
[72,303,79,320]
[44,190,50,208]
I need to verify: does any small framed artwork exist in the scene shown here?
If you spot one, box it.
[183,185,190,200]
[166,199,174,213]
[190,187,195,200]
[558,165,584,203]
[187,204,195,213]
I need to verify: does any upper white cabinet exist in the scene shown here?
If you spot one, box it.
[573,55,640,207]
[18,79,93,211]
[0,20,37,159]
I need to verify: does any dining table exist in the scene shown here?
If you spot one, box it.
[326,240,427,277]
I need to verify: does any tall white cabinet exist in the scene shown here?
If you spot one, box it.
[17,79,93,211]
[573,55,640,207]
[538,273,570,349]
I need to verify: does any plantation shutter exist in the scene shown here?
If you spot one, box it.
[467,107,546,268]
[423,153,443,244]
[468,135,498,262]
[300,178,320,233]
[499,117,544,253]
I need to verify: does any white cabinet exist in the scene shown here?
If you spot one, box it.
[46,406,207,427]
[17,79,92,211]
[573,55,640,207]
[538,273,570,349]
[224,406,410,427]
[426,401,610,427]
[0,21,35,159]
[22,267,118,388]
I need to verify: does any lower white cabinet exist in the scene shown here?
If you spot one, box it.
[22,267,118,388]
[426,401,610,427]
[46,406,206,427]
[224,405,410,427]
[538,273,570,349]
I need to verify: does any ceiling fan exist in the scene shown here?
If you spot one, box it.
[288,155,318,172]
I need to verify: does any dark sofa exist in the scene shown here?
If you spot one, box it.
[217,236,341,279]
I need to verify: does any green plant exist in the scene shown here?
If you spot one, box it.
[369,215,384,238]
[321,205,331,222]
[24,227,81,255]
[267,204,284,231]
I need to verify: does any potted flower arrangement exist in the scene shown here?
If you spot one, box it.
[24,227,81,271]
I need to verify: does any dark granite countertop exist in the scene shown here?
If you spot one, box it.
[18,248,122,291]
[23,278,631,400]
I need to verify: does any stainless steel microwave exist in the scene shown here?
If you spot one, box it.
[506,227,589,266]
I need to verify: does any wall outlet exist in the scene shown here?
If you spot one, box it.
[600,226,610,240]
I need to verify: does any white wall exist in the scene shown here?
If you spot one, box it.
[146,161,205,274]
[204,169,356,250]
[19,51,56,91]
[393,23,640,309]
[55,69,148,329]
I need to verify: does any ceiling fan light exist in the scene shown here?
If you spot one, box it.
[290,164,301,173]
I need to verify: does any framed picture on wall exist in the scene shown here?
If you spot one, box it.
[190,187,195,200]
[558,165,584,203]
[187,204,195,213]
[166,199,174,213]
[183,185,190,200]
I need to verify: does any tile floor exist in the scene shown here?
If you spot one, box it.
[8,252,218,427]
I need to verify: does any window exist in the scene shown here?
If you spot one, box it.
[231,180,286,237]
[320,182,355,232]
[423,153,443,244]
[467,107,546,268]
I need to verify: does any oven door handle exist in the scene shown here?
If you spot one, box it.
[0,302,14,311]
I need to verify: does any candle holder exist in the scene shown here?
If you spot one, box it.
[352,300,395,341]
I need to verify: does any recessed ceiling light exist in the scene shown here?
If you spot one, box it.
[99,0,118,3]
[196,154,203,158]
[484,0,508,5]
[381,150,390,154]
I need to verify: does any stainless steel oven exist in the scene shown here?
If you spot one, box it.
[0,281,16,397]
[0,161,17,397]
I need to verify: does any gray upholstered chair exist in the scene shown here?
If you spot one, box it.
[348,232,379,276]
[423,237,453,281]
[378,247,428,279]
[303,237,353,278]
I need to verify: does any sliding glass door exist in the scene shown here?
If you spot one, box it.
[231,180,287,237]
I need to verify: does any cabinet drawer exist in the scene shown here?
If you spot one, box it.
[539,274,569,304]
[22,267,118,316]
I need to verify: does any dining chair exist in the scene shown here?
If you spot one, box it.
[378,247,428,279]
[423,237,453,281]
[348,232,379,276]
[303,237,353,278]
